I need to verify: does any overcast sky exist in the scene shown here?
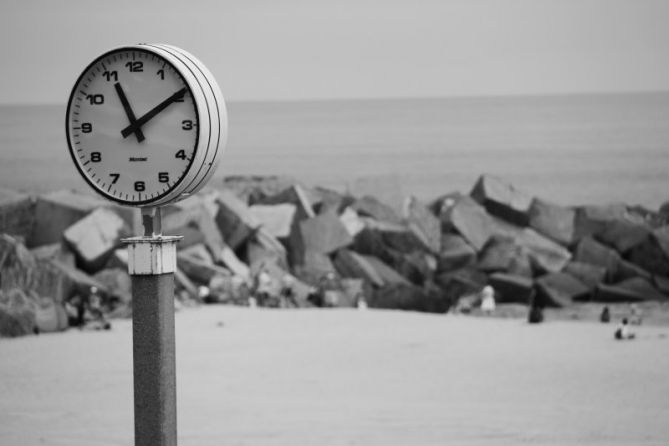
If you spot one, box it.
[1,0,668,104]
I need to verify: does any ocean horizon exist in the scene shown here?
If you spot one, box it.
[1,91,668,208]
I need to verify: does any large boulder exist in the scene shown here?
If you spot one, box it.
[29,190,105,248]
[293,251,336,286]
[255,184,315,220]
[222,175,297,204]
[0,189,35,243]
[437,234,477,273]
[595,219,651,254]
[334,249,386,287]
[441,196,496,252]
[64,208,130,273]
[177,251,230,285]
[476,236,532,277]
[215,190,260,250]
[562,261,607,290]
[351,195,402,225]
[628,229,669,276]
[487,273,534,304]
[470,174,533,227]
[246,227,289,272]
[0,288,36,337]
[369,283,447,313]
[594,278,666,302]
[514,228,572,274]
[339,207,365,238]
[528,198,575,246]
[435,267,488,301]
[404,196,441,254]
[535,272,590,307]
[573,236,622,282]
[298,212,353,255]
[248,204,297,239]
[573,203,628,241]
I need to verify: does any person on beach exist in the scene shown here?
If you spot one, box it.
[600,306,611,323]
[614,318,635,340]
[279,274,298,308]
[527,288,543,324]
[480,285,495,315]
[629,303,642,325]
[254,268,274,307]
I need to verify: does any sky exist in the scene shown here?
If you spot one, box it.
[0,0,668,104]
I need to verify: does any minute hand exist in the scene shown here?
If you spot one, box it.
[121,88,187,139]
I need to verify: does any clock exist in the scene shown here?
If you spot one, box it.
[65,44,227,207]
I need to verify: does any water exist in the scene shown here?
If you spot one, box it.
[2,92,669,207]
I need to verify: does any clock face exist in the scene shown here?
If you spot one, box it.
[66,47,201,205]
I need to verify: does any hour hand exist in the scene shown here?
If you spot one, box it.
[114,83,145,143]
[121,88,187,139]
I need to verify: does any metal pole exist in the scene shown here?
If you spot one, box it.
[123,207,182,446]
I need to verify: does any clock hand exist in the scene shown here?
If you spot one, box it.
[121,88,187,139]
[114,83,145,143]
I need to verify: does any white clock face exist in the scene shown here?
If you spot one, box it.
[66,48,199,205]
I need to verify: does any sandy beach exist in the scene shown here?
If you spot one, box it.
[1,307,668,445]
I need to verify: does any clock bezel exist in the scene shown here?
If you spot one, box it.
[65,45,214,207]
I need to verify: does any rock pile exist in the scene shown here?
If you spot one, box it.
[1,174,668,337]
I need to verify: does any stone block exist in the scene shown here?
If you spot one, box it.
[299,212,353,255]
[0,189,35,243]
[470,174,533,226]
[441,196,496,252]
[405,196,441,254]
[595,278,666,302]
[528,198,575,246]
[437,234,476,273]
[595,219,651,254]
[488,273,534,304]
[177,253,230,285]
[339,207,365,238]
[573,236,621,282]
[535,272,589,307]
[63,208,129,273]
[615,260,652,282]
[514,228,572,274]
[563,261,606,290]
[476,236,532,277]
[333,249,385,287]
[435,267,488,300]
[573,203,628,241]
[628,229,669,276]
[352,195,402,224]
[249,204,297,239]
[256,184,315,220]
[247,227,289,271]
[215,190,260,250]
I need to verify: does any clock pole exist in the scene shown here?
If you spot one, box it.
[123,207,181,446]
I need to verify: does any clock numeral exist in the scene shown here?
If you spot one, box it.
[86,94,104,105]
[158,172,170,183]
[81,123,92,133]
[134,181,146,192]
[175,149,187,160]
[91,152,101,162]
[102,71,118,82]
[182,120,194,130]
[109,173,120,184]
[125,61,143,72]
[157,69,165,80]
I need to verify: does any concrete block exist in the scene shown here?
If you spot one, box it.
[405,196,441,254]
[528,198,575,246]
[628,229,669,276]
[352,195,402,224]
[215,190,260,250]
[477,236,532,277]
[0,189,35,243]
[573,203,628,241]
[256,184,315,220]
[514,228,572,274]
[64,208,130,273]
[595,278,666,302]
[470,174,533,226]
[488,273,534,304]
[177,252,230,285]
[437,234,476,273]
[441,196,496,252]
[563,261,607,290]
[573,236,621,281]
[249,203,297,239]
[536,272,589,307]
[595,219,651,254]
[299,212,353,255]
[339,207,365,238]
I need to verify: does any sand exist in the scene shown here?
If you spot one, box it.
[1,307,668,445]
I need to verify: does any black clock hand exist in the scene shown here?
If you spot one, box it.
[114,83,145,142]
[121,88,187,139]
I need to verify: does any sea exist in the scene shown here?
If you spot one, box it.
[1,92,668,208]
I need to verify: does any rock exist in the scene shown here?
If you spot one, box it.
[299,212,353,255]
[350,174,405,217]
[435,267,488,301]
[293,251,336,286]
[177,253,230,285]
[514,228,572,274]
[339,207,365,238]
[351,195,402,224]
[470,174,533,226]
[437,234,476,273]
[488,273,534,304]
[628,229,669,276]
[369,283,439,312]
[333,249,386,287]
[595,219,651,254]
[222,175,297,204]
[246,227,289,271]
[63,208,129,273]
[528,198,575,246]
[595,278,666,302]
[255,184,315,220]
[615,260,652,282]
[476,236,532,277]
[49,259,108,298]
[180,244,215,264]
[562,261,607,290]
[653,275,669,296]
[29,190,105,248]
[249,204,297,239]
[312,187,353,215]
[0,288,36,337]
[441,196,496,252]
[0,188,35,243]
[573,236,621,282]
[535,272,590,307]
[404,196,441,254]
[215,190,260,250]
[573,203,628,241]
[219,245,250,280]
[93,268,132,304]
[340,278,366,307]
[31,243,76,267]
[389,251,436,285]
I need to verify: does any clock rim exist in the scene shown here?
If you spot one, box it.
[65,45,205,207]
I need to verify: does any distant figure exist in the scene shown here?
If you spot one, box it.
[356,294,368,310]
[600,306,611,323]
[480,285,495,315]
[320,272,340,308]
[614,318,635,340]
[629,303,642,325]
[254,268,273,307]
[86,286,110,330]
[307,286,324,307]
